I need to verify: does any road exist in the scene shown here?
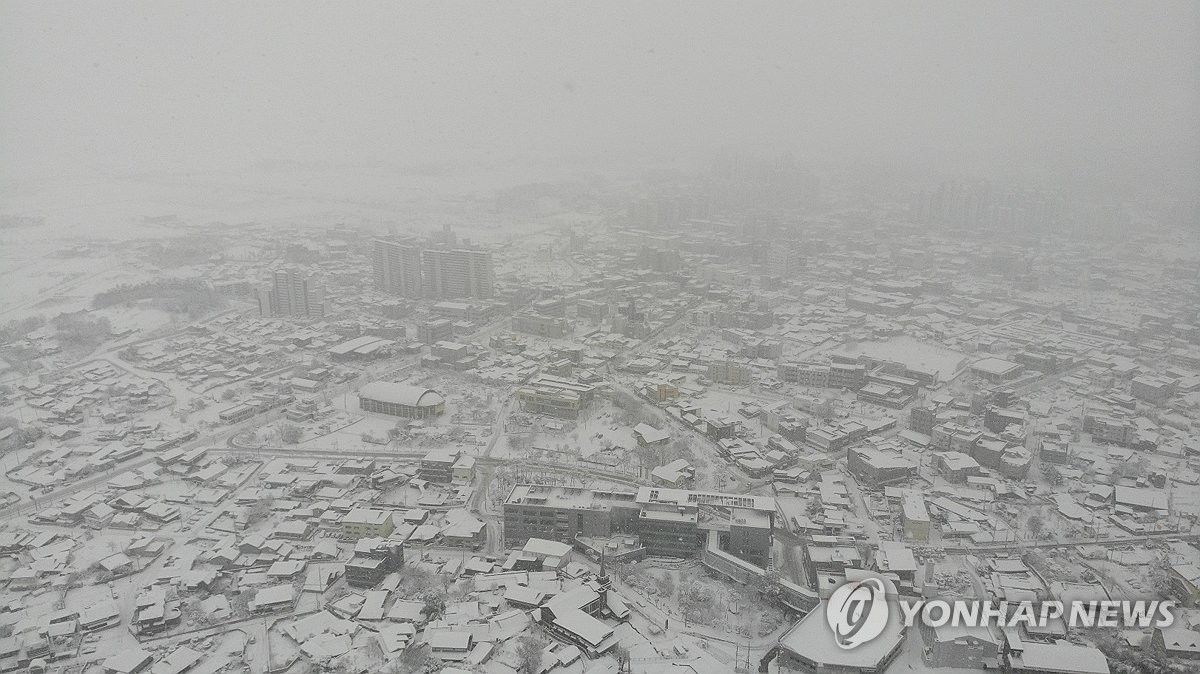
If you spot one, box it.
[938,530,1200,554]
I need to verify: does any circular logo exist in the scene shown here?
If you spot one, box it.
[826,578,889,650]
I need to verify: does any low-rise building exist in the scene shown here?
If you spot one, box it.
[847,447,916,487]
[776,585,905,673]
[707,359,752,386]
[856,382,914,409]
[934,452,982,483]
[921,624,1001,669]
[632,423,670,447]
[1131,375,1175,403]
[341,508,395,539]
[503,484,774,568]
[451,455,476,483]
[969,357,1024,384]
[419,448,461,483]
[650,459,694,487]
[931,422,982,454]
[345,539,405,588]
[515,375,597,419]
[534,583,620,656]
[512,312,572,338]
[1005,641,1109,674]
[1167,563,1200,606]
[249,585,296,613]
[901,491,930,542]
[417,319,454,344]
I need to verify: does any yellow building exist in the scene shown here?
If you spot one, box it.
[341,508,395,539]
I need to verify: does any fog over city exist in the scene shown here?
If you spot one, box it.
[1,3,1199,674]
[3,2,1199,187]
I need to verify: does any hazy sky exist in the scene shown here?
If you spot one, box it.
[2,1,1198,189]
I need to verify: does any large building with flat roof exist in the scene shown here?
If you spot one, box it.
[341,508,395,539]
[775,575,906,674]
[970,357,1024,383]
[503,484,775,568]
[514,375,597,419]
[328,335,396,360]
[847,447,916,487]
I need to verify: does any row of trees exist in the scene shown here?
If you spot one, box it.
[51,313,112,349]
[0,315,46,343]
[140,234,224,269]
[0,416,42,447]
[93,278,225,318]
[279,423,303,444]
[2,311,116,363]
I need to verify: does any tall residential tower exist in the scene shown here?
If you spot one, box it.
[422,247,495,299]
[372,238,424,298]
[258,267,326,319]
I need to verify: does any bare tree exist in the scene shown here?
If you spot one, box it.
[614,646,631,673]
[516,631,546,674]
[420,588,447,621]
[386,644,431,674]
[247,496,274,524]
[279,423,303,444]
[1025,513,1045,540]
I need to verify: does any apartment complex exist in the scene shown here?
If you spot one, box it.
[371,238,424,298]
[777,360,866,390]
[423,247,495,299]
[372,238,495,299]
[258,268,326,319]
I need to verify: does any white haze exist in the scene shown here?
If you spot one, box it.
[1,1,1198,193]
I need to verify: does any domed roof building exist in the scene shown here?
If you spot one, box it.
[358,382,445,419]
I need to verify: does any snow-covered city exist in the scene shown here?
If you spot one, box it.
[2,3,1198,674]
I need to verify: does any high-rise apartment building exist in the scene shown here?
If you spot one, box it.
[422,248,494,299]
[258,268,325,319]
[372,238,424,298]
